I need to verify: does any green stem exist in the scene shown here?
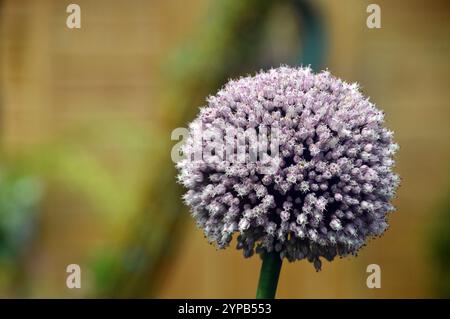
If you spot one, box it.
[256,251,283,299]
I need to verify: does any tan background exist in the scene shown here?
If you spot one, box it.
[0,0,449,298]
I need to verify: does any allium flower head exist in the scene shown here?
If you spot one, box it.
[176,66,399,271]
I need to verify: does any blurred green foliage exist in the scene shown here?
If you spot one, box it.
[0,169,41,261]
[0,120,154,295]
[0,162,42,296]
[431,182,450,297]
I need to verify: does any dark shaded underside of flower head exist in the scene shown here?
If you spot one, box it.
[177,66,399,271]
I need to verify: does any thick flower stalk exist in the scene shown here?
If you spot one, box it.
[176,66,399,271]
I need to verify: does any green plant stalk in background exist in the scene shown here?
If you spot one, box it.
[256,252,283,299]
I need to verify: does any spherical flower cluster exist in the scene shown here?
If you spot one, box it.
[176,66,399,270]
